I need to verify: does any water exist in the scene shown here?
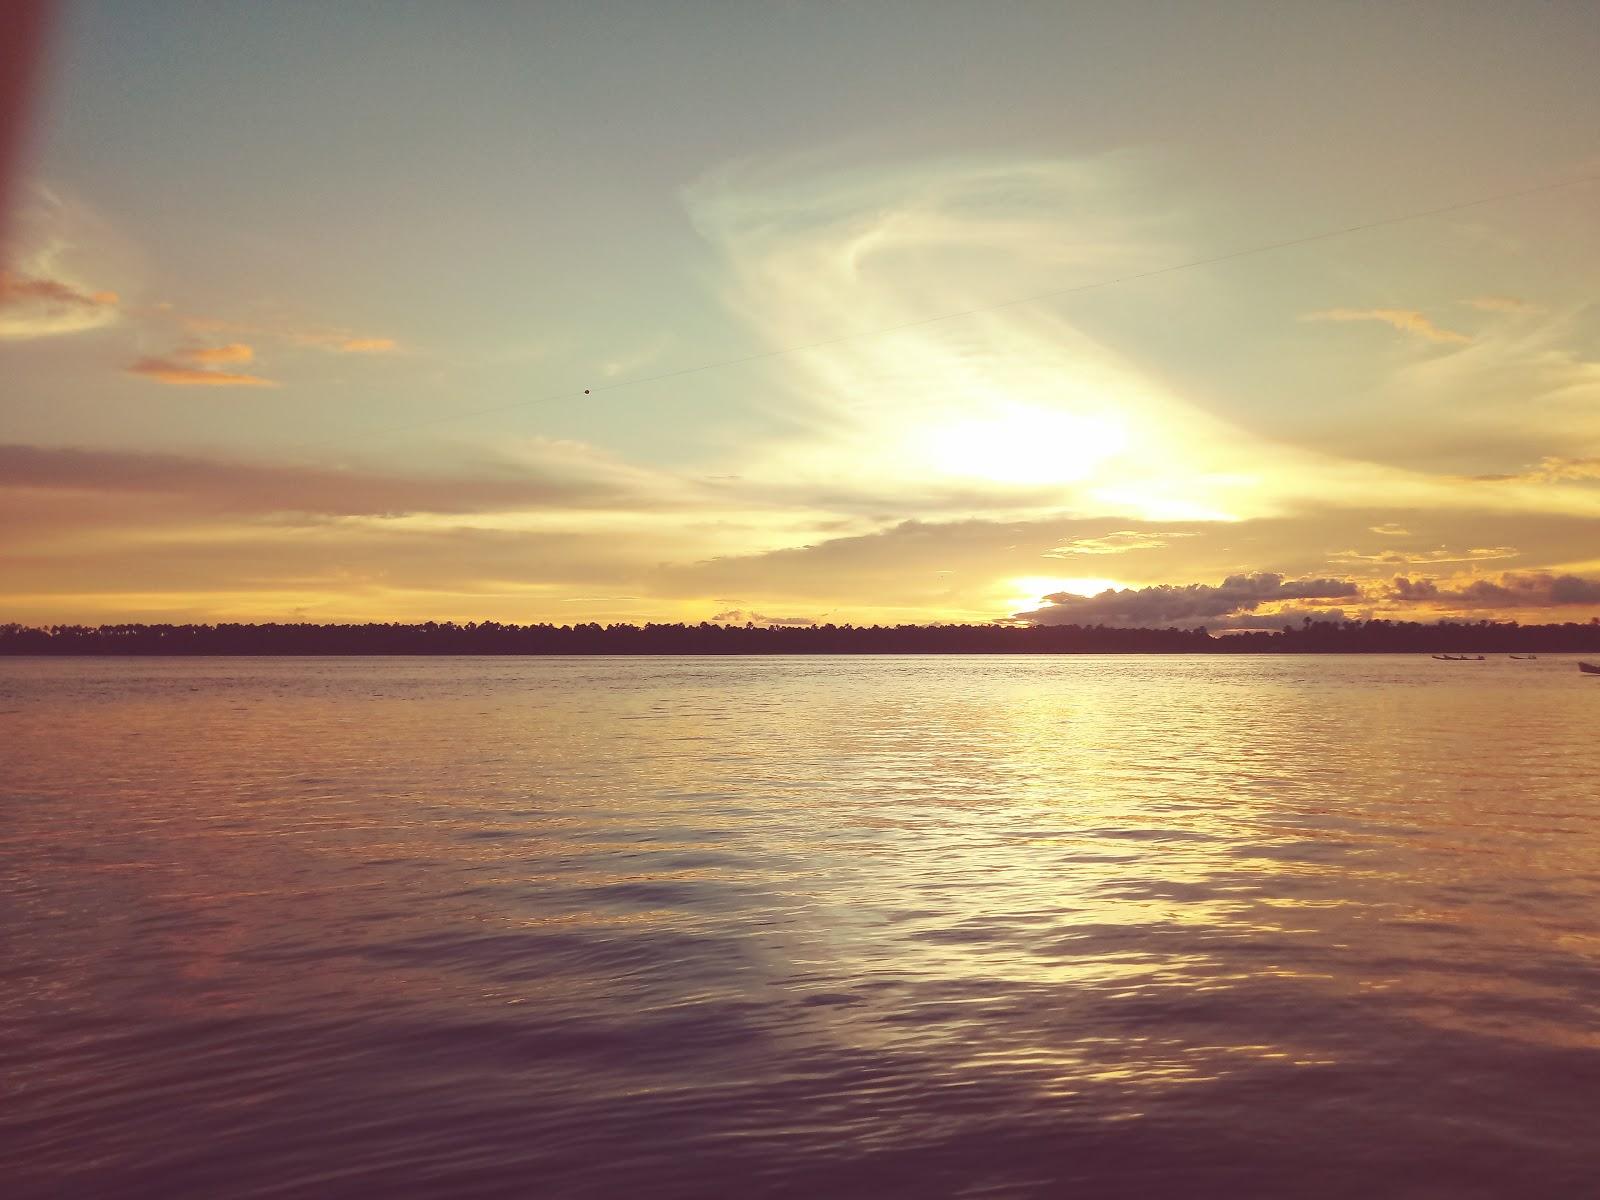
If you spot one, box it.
[3,655,1598,1198]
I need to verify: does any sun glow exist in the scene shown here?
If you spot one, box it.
[921,405,1130,487]
[1002,575,1123,615]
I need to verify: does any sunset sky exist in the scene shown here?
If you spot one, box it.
[4,1,1600,628]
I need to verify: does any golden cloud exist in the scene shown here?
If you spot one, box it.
[1470,456,1600,484]
[1329,545,1519,566]
[1303,307,1470,344]
[1044,530,1191,556]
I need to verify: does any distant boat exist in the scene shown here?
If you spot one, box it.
[1433,654,1485,661]
[1510,654,1538,660]
[1580,662,1600,675]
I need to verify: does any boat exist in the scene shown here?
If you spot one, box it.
[1432,654,1484,661]
[1580,662,1600,675]
[1510,654,1538,660]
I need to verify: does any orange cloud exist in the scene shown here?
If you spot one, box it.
[292,330,399,354]
[180,342,255,365]
[1303,307,1470,344]
[128,356,277,387]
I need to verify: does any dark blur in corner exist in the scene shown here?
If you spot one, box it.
[0,0,53,248]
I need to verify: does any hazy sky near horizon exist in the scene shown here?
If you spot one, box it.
[4,0,1600,627]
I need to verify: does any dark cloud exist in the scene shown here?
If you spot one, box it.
[661,516,1217,603]
[1018,573,1360,627]
[1209,606,1366,632]
[1389,572,1600,609]
[0,443,641,521]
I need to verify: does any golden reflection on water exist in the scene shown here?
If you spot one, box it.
[4,655,1600,1195]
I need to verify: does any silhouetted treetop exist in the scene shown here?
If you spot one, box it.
[3,617,1599,655]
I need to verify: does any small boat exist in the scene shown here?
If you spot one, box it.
[1580,662,1600,675]
[1432,654,1483,661]
[1510,654,1538,660]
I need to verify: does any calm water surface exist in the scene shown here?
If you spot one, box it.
[3,655,1599,1197]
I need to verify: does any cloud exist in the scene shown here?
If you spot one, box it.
[1044,530,1189,556]
[127,356,277,387]
[1016,572,1360,627]
[0,442,661,519]
[0,441,777,625]
[291,330,399,354]
[1463,295,1540,313]
[1303,307,1470,345]
[681,153,1324,525]
[334,336,398,354]
[1329,545,1519,566]
[179,342,255,365]
[710,609,815,626]
[1208,605,1367,632]
[0,268,120,339]
[1369,523,1410,536]
[1388,572,1600,609]
[1471,456,1600,484]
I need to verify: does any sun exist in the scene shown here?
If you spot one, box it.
[1001,575,1123,614]
[921,404,1129,487]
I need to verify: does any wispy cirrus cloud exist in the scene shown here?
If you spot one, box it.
[1044,529,1191,556]
[1302,307,1471,344]
[1329,545,1519,566]
[1463,295,1541,314]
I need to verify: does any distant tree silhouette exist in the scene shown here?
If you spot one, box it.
[2,617,1599,655]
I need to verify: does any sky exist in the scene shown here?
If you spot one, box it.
[4,0,1600,629]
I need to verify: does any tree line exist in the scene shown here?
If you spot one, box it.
[3,617,1600,655]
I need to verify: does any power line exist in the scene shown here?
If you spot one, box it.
[305,169,1600,452]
